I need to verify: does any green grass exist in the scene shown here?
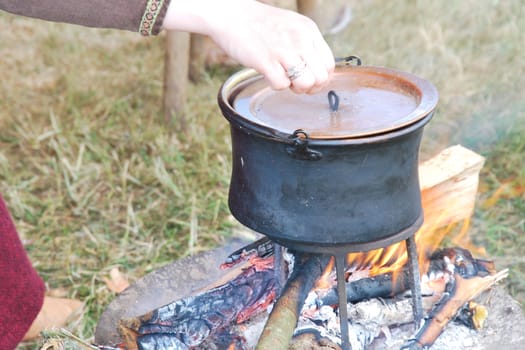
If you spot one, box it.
[0,0,523,348]
[474,128,525,305]
[1,17,235,347]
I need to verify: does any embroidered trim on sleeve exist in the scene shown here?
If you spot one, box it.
[139,0,166,36]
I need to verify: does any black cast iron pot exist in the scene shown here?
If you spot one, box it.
[218,62,439,254]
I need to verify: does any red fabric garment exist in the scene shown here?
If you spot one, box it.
[0,194,45,350]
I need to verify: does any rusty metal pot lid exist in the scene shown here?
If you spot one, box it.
[220,57,439,140]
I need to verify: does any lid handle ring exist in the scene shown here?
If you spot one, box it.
[328,90,340,112]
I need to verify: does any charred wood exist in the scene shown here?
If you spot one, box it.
[321,269,411,306]
[221,237,274,269]
[224,237,287,293]
[427,247,495,278]
[118,257,279,349]
[401,248,508,350]
[256,253,332,350]
[273,242,289,293]
[401,270,508,350]
[320,248,496,309]
[455,300,489,330]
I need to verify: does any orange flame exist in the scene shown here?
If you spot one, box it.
[315,256,335,290]
[343,208,483,279]
[482,180,524,209]
[311,189,486,291]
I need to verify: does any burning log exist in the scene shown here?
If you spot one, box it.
[402,270,508,350]
[321,268,411,306]
[334,272,448,329]
[255,253,332,350]
[401,248,508,349]
[297,282,444,348]
[321,244,494,308]
[292,247,506,350]
[118,255,279,350]
[221,237,275,270]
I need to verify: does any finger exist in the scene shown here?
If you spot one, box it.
[305,80,329,95]
[312,29,335,74]
[282,58,315,94]
[293,26,334,93]
[307,43,336,94]
[302,49,330,94]
[289,65,316,94]
[260,61,292,91]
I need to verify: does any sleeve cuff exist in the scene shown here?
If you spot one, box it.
[139,0,171,36]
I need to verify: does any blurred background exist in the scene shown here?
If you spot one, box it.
[0,0,523,347]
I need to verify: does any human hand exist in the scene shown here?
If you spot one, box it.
[163,0,335,94]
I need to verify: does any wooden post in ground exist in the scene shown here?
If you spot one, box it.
[163,30,190,132]
[296,0,352,34]
[189,34,209,83]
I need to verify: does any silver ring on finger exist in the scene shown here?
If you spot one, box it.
[286,60,308,81]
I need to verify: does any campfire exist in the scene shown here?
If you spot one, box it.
[94,145,518,350]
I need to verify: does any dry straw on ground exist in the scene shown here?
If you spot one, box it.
[0,0,523,348]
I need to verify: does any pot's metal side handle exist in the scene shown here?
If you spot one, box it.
[286,129,322,161]
[335,55,362,66]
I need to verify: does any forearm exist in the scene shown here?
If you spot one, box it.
[162,0,252,36]
[0,0,171,35]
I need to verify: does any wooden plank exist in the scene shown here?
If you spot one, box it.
[419,145,485,232]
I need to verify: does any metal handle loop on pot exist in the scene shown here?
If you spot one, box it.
[286,129,322,161]
[335,55,362,66]
[291,129,308,142]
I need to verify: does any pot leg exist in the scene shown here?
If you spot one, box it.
[406,235,424,327]
[335,253,351,350]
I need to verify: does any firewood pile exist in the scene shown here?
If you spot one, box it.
[95,146,525,349]
[116,242,508,350]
